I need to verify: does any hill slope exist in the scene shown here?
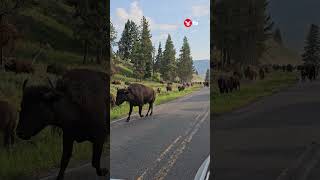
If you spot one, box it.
[259,39,302,65]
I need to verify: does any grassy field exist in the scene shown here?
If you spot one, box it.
[211,71,299,114]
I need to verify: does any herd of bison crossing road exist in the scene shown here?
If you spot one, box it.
[0,58,210,179]
[1,59,318,179]
[110,80,209,122]
[217,63,320,95]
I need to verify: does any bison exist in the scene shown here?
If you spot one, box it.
[16,69,108,180]
[0,100,17,147]
[244,66,258,80]
[229,76,240,91]
[112,80,121,85]
[110,93,116,108]
[156,87,161,94]
[178,85,185,91]
[218,77,228,93]
[5,60,34,74]
[116,83,156,122]
[259,68,265,80]
[204,82,209,87]
[166,85,172,92]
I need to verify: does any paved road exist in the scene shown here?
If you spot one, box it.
[213,80,320,180]
[111,88,210,180]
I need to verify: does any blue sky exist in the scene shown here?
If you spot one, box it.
[111,0,210,60]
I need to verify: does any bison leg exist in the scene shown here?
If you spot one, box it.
[57,136,74,180]
[127,104,133,122]
[150,103,154,116]
[92,141,108,176]
[146,103,153,116]
[139,105,144,118]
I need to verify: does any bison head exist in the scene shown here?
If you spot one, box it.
[16,80,61,140]
[115,88,129,106]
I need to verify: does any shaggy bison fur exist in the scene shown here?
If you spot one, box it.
[16,69,108,180]
[116,83,156,122]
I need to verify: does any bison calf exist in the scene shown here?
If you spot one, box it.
[0,100,17,147]
[116,83,156,122]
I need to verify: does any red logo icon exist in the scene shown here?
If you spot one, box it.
[184,18,192,28]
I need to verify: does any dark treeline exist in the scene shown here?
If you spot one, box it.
[0,0,108,66]
[110,17,195,82]
[213,0,274,68]
[302,24,320,65]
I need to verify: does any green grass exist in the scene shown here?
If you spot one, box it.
[211,71,299,114]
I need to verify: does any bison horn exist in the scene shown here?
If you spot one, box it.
[22,79,28,90]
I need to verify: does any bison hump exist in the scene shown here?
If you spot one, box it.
[56,69,107,112]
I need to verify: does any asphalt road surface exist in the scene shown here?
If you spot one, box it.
[213,80,320,180]
[111,87,210,180]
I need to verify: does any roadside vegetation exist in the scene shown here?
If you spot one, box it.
[211,0,302,116]
[0,0,107,179]
[110,13,206,120]
[211,71,298,114]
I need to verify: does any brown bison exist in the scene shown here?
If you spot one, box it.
[47,63,66,75]
[112,80,121,85]
[116,83,156,122]
[228,76,240,92]
[16,69,108,180]
[244,66,258,80]
[178,85,185,91]
[157,87,161,94]
[0,100,17,147]
[110,93,116,108]
[259,68,265,80]
[5,60,34,74]
[166,85,172,92]
[233,71,243,80]
[160,80,165,84]
[218,77,228,93]
[204,82,209,87]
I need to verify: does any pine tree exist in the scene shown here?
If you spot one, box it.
[177,36,193,82]
[118,20,138,61]
[161,34,176,81]
[302,24,320,64]
[154,42,163,73]
[131,38,144,80]
[110,20,117,56]
[140,16,153,78]
[273,28,283,45]
[205,69,210,82]
[213,0,273,67]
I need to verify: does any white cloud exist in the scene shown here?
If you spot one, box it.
[114,1,178,32]
[192,4,209,17]
[152,33,169,45]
